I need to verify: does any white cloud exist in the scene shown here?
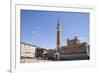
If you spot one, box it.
[32,31,42,37]
[79,37,85,40]
[36,26,42,30]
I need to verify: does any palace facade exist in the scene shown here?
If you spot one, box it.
[58,37,90,60]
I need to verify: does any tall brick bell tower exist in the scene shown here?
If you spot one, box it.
[57,21,61,51]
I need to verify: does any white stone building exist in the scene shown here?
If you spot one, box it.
[21,42,37,58]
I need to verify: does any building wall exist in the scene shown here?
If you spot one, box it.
[60,53,89,60]
[67,37,80,47]
[21,42,37,58]
[59,43,89,54]
[58,37,90,60]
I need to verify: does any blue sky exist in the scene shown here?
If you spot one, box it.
[21,10,89,49]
